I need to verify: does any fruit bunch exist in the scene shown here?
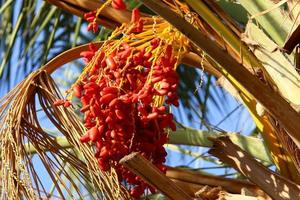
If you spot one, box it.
[75,40,179,197]
[55,3,190,198]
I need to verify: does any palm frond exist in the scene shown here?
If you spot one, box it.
[0,46,130,199]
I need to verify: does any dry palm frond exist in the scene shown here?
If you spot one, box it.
[269,115,300,176]
[182,0,300,182]
[209,136,300,200]
[120,152,269,200]
[242,21,300,181]
[120,152,194,200]
[181,0,297,180]
[0,48,131,199]
[287,0,300,22]
[282,1,300,54]
[166,167,266,197]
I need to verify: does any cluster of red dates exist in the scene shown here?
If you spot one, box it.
[55,2,182,198]
[76,40,179,197]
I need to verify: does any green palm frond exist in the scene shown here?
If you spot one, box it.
[0,0,91,93]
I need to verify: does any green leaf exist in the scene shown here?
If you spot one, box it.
[217,0,248,25]
[72,17,82,47]
[0,0,13,15]
[0,8,25,77]
[169,127,273,164]
[42,10,61,64]
[23,6,57,56]
[239,0,292,46]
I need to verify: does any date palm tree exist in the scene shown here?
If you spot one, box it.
[1,0,300,199]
